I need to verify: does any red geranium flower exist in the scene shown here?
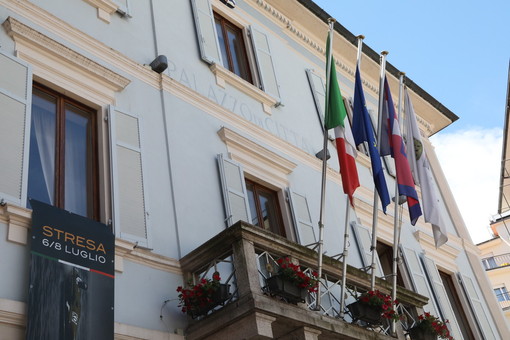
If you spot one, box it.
[275,257,319,293]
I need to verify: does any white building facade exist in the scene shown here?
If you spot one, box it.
[0,0,507,339]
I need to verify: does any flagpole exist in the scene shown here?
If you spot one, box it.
[337,34,364,318]
[316,17,336,311]
[391,72,405,334]
[370,50,388,290]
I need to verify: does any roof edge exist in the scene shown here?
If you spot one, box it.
[296,0,459,127]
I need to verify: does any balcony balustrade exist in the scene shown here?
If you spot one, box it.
[482,253,510,270]
[179,221,428,340]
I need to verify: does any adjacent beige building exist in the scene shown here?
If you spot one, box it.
[478,64,510,325]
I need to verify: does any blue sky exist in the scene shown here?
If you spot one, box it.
[312,0,510,242]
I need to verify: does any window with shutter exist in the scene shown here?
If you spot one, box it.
[217,153,309,242]
[27,84,99,220]
[190,0,280,104]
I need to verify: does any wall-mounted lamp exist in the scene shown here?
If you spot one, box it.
[220,0,236,9]
[150,55,168,74]
[315,148,330,161]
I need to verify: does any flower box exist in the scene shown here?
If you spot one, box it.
[408,312,454,340]
[408,326,438,340]
[188,283,231,319]
[266,275,308,304]
[177,273,231,319]
[347,300,383,325]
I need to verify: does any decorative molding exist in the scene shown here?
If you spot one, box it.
[0,0,159,89]
[0,204,31,245]
[83,0,119,23]
[210,63,277,114]
[3,17,130,99]
[0,300,183,339]
[249,0,379,94]
[115,322,184,340]
[414,230,461,272]
[0,298,25,328]
[218,127,297,187]
[115,238,182,275]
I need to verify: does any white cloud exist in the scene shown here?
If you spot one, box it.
[430,128,503,244]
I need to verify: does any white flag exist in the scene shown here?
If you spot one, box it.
[405,89,448,248]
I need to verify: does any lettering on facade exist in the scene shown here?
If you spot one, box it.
[167,61,316,155]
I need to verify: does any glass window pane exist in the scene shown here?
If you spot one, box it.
[215,19,230,70]
[27,90,57,207]
[258,191,280,234]
[64,105,93,217]
[246,182,259,226]
[227,27,250,82]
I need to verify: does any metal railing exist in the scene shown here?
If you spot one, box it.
[180,221,428,339]
[482,253,510,270]
[495,291,510,310]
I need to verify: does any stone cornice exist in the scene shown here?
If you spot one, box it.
[249,0,379,95]
[0,203,31,245]
[0,298,25,327]
[3,16,130,92]
[248,0,438,135]
[414,230,461,261]
[0,0,159,88]
[218,127,297,187]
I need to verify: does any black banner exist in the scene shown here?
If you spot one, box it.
[26,200,114,340]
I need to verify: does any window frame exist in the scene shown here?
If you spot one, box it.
[494,286,510,302]
[190,0,280,112]
[29,83,99,220]
[245,178,286,237]
[213,11,253,84]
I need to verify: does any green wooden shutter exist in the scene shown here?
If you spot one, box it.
[217,154,251,227]
[190,0,221,65]
[0,51,32,205]
[108,106,151,247]
[287,189,315,245]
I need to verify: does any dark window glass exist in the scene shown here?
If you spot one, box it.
[246,180,285,237]
[28,84,97,219]
[376,242,404,286]
[214,13,252,84]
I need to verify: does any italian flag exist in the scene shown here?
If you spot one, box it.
[325,36,360,206]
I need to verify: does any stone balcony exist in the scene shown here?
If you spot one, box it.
[179,221,428,340]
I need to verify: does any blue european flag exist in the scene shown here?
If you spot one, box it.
[351,66,390,213]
